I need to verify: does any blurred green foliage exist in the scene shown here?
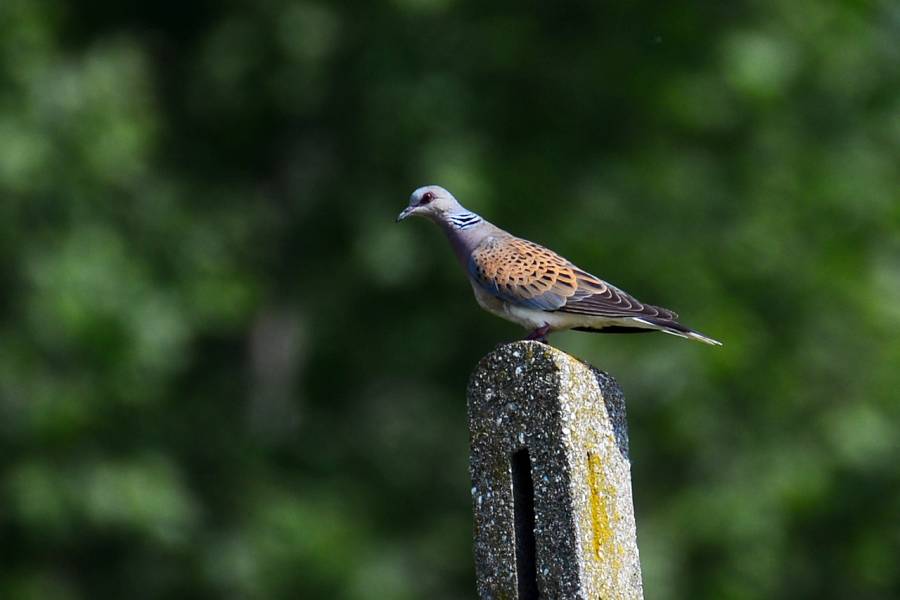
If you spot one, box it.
[1,0,898,598]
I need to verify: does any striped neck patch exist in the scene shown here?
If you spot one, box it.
[448,211,483,230]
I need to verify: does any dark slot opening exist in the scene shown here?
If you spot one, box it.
[511,448,538,599]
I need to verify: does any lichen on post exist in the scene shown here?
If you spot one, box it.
[467,341,643,600]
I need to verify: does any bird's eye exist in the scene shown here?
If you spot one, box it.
[420,191,435,204]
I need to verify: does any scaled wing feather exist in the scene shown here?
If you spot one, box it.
[467,237,590,310]
[468,236,678,321]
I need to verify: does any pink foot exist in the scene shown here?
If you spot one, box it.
[523,323,551,343]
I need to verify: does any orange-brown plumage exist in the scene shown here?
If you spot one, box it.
[469,236,678,322]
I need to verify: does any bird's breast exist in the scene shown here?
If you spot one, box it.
[469,281,555,329]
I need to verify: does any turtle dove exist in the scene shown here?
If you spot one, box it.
[397,185,721,345]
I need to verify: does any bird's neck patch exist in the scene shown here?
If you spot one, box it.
[447,211,483,230]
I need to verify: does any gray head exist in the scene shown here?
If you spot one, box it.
[396,185,468,224]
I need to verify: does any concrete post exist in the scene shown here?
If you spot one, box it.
[467,341,643,599]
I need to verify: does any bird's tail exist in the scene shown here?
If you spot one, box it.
[633,317,723,346]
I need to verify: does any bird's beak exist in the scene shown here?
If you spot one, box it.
[396,206,415,222]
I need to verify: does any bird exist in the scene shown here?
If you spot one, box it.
[397,185,722,346]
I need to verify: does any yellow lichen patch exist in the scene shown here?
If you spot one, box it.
[587,451,626,594]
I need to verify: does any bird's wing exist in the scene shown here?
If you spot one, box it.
[467,236,588,310]
[468,236,678,320]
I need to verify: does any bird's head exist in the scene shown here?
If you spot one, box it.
[396,185,463,223]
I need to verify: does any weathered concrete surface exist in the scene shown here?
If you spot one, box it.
[468,341,643,600]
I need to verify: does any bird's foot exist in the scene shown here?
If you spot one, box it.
[523,324,551,344]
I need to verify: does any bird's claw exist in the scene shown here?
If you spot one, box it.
[523,324,551,343]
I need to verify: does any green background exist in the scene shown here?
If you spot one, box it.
[1,0,898,598]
